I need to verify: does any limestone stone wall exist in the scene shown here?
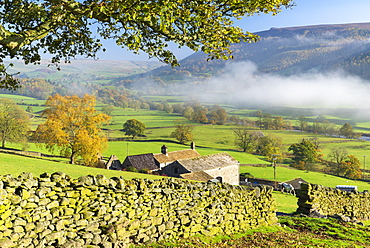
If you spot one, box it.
[0,172,277,248]
[297,183,370,220]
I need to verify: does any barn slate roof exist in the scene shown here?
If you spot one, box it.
[125,153,158,170]
[175,152,238,172]
[154,149,201,164]
[283,177,308,190]
[181,171,214,181]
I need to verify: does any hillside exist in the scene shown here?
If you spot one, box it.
[117,22,370,86]
[4,59,161,85]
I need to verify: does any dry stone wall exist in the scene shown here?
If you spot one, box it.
[0,172,277,248]
[297,183,370,220]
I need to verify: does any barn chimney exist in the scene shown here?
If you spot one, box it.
[190,141,195,150]
[161,145,168,155]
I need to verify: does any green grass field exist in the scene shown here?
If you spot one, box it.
[3,93,370,218]
[240,165,370,191]
[0,152,162,180]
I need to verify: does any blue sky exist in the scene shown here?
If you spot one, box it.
[96,0,370,61]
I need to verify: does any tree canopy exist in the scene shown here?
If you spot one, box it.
[0,98,30,148]
[288,139,322,170]
[0,0,294,90]
[33,94,110,165]
[123,119,146,139]
[170,119,194,144]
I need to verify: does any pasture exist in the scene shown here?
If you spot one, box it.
[3,92,370,216]
[240,165,370,191]
[0,152,162,180]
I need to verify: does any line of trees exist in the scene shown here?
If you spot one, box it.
[298,115,361,138]
[288,139,362,179]
[233,126,283,161]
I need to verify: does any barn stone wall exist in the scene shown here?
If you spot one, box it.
[297,183,370,220]
[204,164,240,185]
[0,172,277,248]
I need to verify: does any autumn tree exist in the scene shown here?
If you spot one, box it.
[0,0,294,90]
[328,147,348,165]
[209,105,228,125]
[34,94,110,165]
[0,99,30,148]
[123,119,146,139]
[328,148,362,179]
[337,155,362,179]
[170,120,194,144]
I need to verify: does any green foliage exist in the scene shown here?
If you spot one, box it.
[279,216,370,245]
[0,0,294,89]
[170,119,194,144]
[255,135,283,160]
[101,105,115,116]
[125,166,139,173]
[339,123,361,139]
[0,98,30,148]
[123,119,146,139]
[288,139,322,170]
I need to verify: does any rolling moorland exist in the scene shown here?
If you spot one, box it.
[3,22,370,247]
[123,22,370,86]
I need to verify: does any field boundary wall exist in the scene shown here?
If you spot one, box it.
[297,183,370,220]
[0,172,277,247]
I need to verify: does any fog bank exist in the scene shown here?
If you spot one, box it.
[196,61,370,109]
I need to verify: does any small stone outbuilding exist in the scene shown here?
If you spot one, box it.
[282,177,308,190]
[105,155,122,170]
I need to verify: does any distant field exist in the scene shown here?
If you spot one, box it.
[240,165,370,191]
[3,93,370,181]
[0,152,162,180]
[104,141,268,165]
[0,94,45,105]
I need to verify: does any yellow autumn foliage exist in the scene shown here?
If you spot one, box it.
[34,94,110,166]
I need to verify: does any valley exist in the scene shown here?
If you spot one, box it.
[2,22,370,248]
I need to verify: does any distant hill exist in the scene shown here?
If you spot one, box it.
[116,22,370,86]
[5,59,161,85]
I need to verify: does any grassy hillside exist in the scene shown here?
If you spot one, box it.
[0,152,162,180]
[121,22,370,85]
[4,59,161,84]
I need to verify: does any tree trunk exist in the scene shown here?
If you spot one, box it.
[70,151,75,164]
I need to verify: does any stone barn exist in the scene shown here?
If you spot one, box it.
[153,143,201,168]
[121,153,159,172]
[161,152,240,185]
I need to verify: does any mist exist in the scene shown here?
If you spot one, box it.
[195,61,370,110]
